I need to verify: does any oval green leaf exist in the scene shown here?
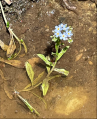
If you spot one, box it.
[25,62,34,86]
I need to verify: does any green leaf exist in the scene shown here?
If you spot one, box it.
[17,94,40,116]
[33,71,44,86]
[48,75,61,81]
[68,39,73,43]
[22,41,27,53]
[6,21,9,28]
[21,39,24,43]
[23,83,32,90]
[53,68,69,76]
[46,65,51,73]
[55,43,58,55]
[51,52,56,57]
[22,71,44,91]
[37,54,51,66]
[42,78,49,96]
[8,53,17,60]
[52,37,57,42]
[25,62,34,86]
[57,46,70,61]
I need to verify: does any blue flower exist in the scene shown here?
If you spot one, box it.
[52,24,73,41]
[62,25,69,31]
[54,31,62,37]
[58,23,64,28]
[54,25,62,33]
[60,33,68,40]
[66,30,73,37]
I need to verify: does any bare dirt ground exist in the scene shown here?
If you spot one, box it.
[0,0,96,118]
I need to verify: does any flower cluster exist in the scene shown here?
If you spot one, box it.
[53,23,73,43]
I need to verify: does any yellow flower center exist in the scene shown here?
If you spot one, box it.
[68,33,70,35]
[63,35,65,37]
[57,28,60,30]
[57,33,59,35]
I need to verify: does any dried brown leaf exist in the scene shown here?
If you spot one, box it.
[0,57,24,68]
[0,69,5,80]
[4,88,13,99]
[0,69,13,99]
[7,37,16,58]
[0,40,8,51]
[4,0,12,5]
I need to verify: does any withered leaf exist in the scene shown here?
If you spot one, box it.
[7,36,16,58]
[0,57,24,68]
[0,40,8,51]
[23,71,45,91]
[0,69,13,99]
[4,0,12,5]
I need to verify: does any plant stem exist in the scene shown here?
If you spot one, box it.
[0,1,27,58]
[8,28,21,43]
[0,1,21,43]
[0,1,7,24]
[46,59,57,78]
[46,39,60,78]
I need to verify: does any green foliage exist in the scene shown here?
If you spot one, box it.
[37,54,53,67]
[6,21,9,28]
[37,35,71,96]
[46,65,51,73]
[41,78,49,96]
[37,54,51,66]
[25,62,34,86]
[57,46,70,61]
[8,53,17,60]
[52,37,57,42]
[22,71,45,91]
[17,94,40,116]
[53,68,69,76]
[20,39,24,43]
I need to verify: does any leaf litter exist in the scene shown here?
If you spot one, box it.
[6,34,16,58]
[0,40,8,51]
[0,57,25,68]
[0,69,13,99]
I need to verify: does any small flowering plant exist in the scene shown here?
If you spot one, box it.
[37,23,73,96]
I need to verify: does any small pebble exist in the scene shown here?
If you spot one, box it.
[75,53,83,61]
[88,61,93,65]
[90,3,96,9]
[79,49,83,53]
[84,48,87,51]
[89,27,93,31]
[15,110,18,113]
[45,29,49,32]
